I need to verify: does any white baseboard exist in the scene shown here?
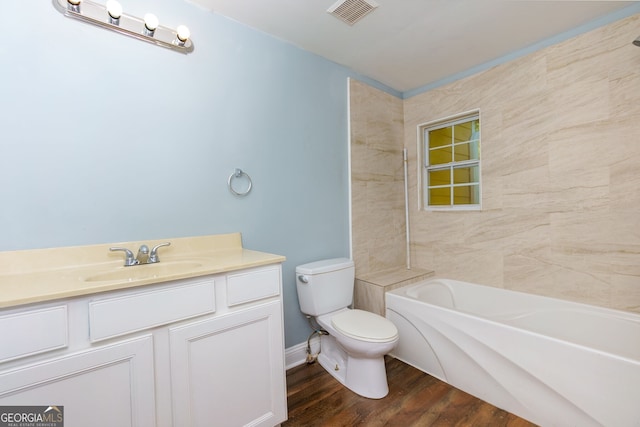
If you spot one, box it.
[285,336,322,370]
[285,342,308,370]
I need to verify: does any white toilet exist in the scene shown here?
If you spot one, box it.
[295,258,399,399]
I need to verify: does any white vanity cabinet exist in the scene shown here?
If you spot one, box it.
[0,314,156,427]
[170,300,285,427]
[169,265,286,427]
[0,262,287,427]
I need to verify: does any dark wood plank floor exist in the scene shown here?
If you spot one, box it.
[283,357,538,427]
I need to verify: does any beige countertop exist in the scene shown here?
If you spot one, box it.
[0,233,285,309]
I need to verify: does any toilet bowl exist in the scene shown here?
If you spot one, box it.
[316,308,398,399]
[295,258,399,399]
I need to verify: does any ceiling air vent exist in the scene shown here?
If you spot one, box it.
[327,0,379,26]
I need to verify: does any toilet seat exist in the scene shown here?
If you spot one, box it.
[331,309,398,343]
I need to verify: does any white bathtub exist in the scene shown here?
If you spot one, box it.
[386,278,640,427]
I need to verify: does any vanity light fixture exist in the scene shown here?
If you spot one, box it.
[52,0,194,54]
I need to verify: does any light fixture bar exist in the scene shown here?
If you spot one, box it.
[52,0,194,54]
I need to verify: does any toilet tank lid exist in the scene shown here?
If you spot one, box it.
[296,258,354,274]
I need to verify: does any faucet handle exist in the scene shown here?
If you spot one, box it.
[149,242,171,263]
[110,247,139,266]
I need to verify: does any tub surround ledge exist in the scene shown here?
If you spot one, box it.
[0,232,286,308]
[355,267,434,316]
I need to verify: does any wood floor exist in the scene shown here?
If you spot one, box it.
[283,357,538,427]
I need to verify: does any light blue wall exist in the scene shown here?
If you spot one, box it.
[0,1,393,348]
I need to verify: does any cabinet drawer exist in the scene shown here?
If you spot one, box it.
[0,306,68,363]
[89,278,216,342]
[227,266,281,307]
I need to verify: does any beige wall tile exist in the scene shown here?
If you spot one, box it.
[611,274,640,312]
[349,79,406,275]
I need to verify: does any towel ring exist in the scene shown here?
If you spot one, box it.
[227,168,252,196]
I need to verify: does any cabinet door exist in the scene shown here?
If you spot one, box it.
[0,335,156,427]
[170,301,286,427]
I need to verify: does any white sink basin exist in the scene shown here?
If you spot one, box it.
[84,261,204,282]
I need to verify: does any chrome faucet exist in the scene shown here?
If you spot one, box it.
[110,242,171,267]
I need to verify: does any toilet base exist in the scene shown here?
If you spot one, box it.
[317,334,390,399]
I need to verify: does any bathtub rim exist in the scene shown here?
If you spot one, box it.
[386,277,640,365]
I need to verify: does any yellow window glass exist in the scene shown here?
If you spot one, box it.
[453,166,479,184]
[429,187,451,206]
[429,146,452,165]
[428,127,452,149]
[428,169,450,186]
[453,185,480,205]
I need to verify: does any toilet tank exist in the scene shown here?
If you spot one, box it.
[296,258,355,316]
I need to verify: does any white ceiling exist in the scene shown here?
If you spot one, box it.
[187,0,636,93]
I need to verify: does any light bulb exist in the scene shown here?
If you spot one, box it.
[144,13,159,31]
[67,0,81,10]
[106,0,122,19]
[176,25,190,43]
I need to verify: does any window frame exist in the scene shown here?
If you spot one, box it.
[419,111,482,211]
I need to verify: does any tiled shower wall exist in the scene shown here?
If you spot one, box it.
[351,14,640,312]
[349,79,406,277]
